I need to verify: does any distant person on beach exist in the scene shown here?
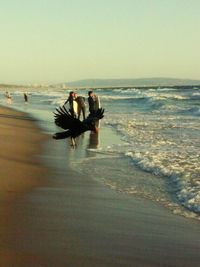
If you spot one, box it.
[5,91,12,104]
[74,92,86,120]
[88,91,100,115]
[24,92,28,103]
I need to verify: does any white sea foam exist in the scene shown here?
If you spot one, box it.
[105,111,200,217]
[100,95,135,101]
[192,92,200,96]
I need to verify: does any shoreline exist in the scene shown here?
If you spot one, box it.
[10,126,200,266]
[21,133,200,267]
[0,105,199,266]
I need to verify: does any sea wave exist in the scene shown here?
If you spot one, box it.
[105,112,200,217]
[190,92,200,100]
[178,107,200,116]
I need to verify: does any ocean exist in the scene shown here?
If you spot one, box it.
[1,86,200,220]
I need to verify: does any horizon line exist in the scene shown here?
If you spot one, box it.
[1,76,200,86]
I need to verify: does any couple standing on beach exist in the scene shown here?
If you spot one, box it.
[65,91,86,120]
[65,90,100,121]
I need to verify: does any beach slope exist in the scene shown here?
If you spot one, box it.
[0,106,48,266]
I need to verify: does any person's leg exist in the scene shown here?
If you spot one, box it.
[82,106,86,120]
[78,106,81,120]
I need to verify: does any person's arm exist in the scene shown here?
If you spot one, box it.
[64,97,69,105]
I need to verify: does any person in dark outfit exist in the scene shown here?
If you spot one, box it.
[88,91,99,115]
[74,93,86,120]
[88,90,100,128]
[64,91,75,117]
[24,92,28,103]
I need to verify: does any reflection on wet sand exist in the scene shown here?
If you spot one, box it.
[88,132,99,149]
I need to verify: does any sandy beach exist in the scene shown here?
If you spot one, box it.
[0,106,200,267]
[0,106,48,266]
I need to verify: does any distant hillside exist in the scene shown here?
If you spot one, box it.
[62,78,200,88]
[1,77,200,89]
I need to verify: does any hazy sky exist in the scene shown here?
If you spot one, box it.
[0,0,200,84]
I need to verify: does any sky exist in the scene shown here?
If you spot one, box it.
[0,0,200,84]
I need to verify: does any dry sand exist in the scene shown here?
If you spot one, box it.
[0,106,200,267]
[0,106,48,266]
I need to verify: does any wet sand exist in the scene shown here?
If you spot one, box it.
[0,107,200,267]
